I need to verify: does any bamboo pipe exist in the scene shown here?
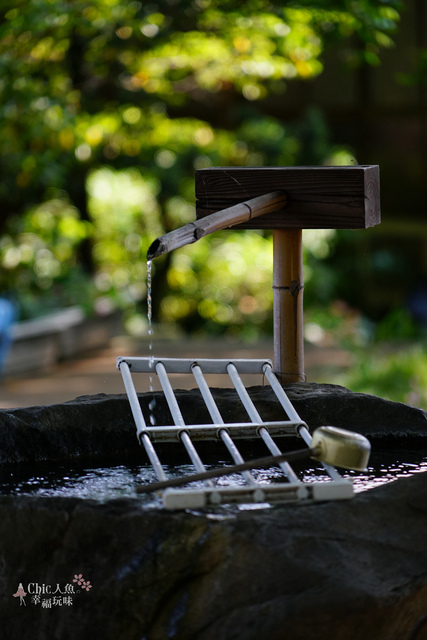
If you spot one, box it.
[147,191,287,259]
[273,229,305,383]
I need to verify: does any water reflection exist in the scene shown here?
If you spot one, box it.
[0,449,426,504]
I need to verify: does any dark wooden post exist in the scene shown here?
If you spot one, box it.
[195,166,380,383]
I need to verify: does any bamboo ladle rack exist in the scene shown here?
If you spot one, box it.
[148,166,381,383]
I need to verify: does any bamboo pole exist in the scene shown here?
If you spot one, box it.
[273,229,305,383]
[147,191,287,259]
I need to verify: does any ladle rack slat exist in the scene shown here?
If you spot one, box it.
[117,356,354,510]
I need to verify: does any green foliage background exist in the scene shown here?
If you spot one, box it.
[0,0,408,345]
[10,0,427,407]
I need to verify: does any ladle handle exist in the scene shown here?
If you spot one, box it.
[136,446,315,494]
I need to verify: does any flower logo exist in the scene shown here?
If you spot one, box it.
[73,574,92,592]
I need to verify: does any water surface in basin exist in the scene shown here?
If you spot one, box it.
[0,449,426,505]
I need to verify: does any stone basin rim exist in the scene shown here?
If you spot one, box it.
[1,383,427,467]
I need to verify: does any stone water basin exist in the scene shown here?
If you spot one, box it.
[1,383,427,640]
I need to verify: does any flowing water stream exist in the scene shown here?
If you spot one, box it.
[147,259,157,425]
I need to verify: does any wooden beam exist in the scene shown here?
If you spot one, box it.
[195,165,380,229]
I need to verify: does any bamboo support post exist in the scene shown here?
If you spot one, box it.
[273,229,305,383]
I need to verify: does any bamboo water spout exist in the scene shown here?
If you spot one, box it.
[147,191,287,260]
[147,166,381,383]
